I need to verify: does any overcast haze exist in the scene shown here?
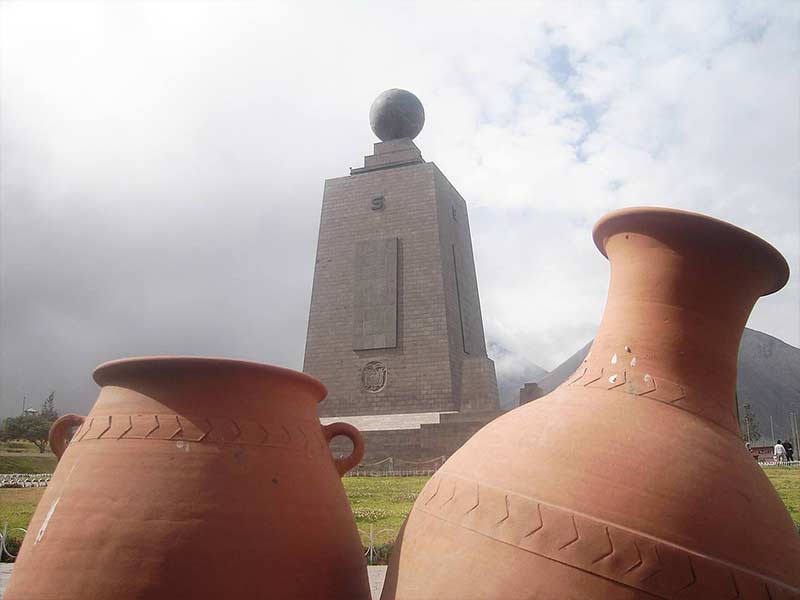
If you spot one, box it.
[1,1,798,416]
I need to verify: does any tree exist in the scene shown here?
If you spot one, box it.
[741,403,761,444]
[41,392,58,420]
[1,392,59,453]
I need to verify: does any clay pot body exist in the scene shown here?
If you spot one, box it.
[6,357,370,600]
[383,208,799,599]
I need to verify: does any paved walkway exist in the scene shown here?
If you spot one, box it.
[0,563,385,599]
[368,565,387,599]
[0,564,11,599]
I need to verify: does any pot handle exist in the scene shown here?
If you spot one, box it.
[49,414,86,461]
[322,422,365,477]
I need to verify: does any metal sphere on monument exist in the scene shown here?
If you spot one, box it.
[369,88,425,141]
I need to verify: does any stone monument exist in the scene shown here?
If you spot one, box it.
[303,89,501,463]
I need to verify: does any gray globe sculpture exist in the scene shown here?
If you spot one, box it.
[369,89,425,141]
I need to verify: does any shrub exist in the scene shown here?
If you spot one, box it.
[363,541,394,565]
[1,535,23,563]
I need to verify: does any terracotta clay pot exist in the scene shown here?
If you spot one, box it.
[6,357,370,600]
[383,207,800,599]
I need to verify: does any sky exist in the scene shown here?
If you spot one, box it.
[1,1,798,416]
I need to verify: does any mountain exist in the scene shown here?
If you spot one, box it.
[736,330,800,443]
[526,341,592,399]
[520,329,800,443]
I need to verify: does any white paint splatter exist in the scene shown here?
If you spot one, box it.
[644,373,652,382]
[608,374,618,384]
[630,357,638,367]
[611,353,618,365]
[65,458,80,483]
[35,497,60,544]
[624,346,631,352]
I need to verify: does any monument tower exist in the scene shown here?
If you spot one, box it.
[303,89,500,461]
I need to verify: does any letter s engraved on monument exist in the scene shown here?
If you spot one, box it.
[370,196,385,210]
[362,361,388,392]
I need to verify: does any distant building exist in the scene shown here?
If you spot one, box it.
[519,382,544,405]
[748,445,775,462]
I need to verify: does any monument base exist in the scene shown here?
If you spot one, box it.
[325,409,507,467]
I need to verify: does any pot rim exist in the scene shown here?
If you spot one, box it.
[93,356,328,401]
[592,206,790,295]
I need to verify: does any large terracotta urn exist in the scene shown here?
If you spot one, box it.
[383,207,800,599]
[6,357,370,600]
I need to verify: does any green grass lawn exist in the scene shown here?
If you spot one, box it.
[763,466,800,524]
[0,488,43,533]
[1,469,797,561]
[0,440,44,454]
[343,476,428,544]
[0,454,57,474]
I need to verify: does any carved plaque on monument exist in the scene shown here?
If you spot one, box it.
[361,361,387,392]
[353,237,398,350]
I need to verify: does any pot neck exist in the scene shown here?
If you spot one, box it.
[584,208,789,434]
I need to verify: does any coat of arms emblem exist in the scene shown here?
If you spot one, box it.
[362,361,387,392]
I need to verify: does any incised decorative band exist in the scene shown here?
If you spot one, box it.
[68,414,328,454]
[567,361,737,431]
[417,472,798,599]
